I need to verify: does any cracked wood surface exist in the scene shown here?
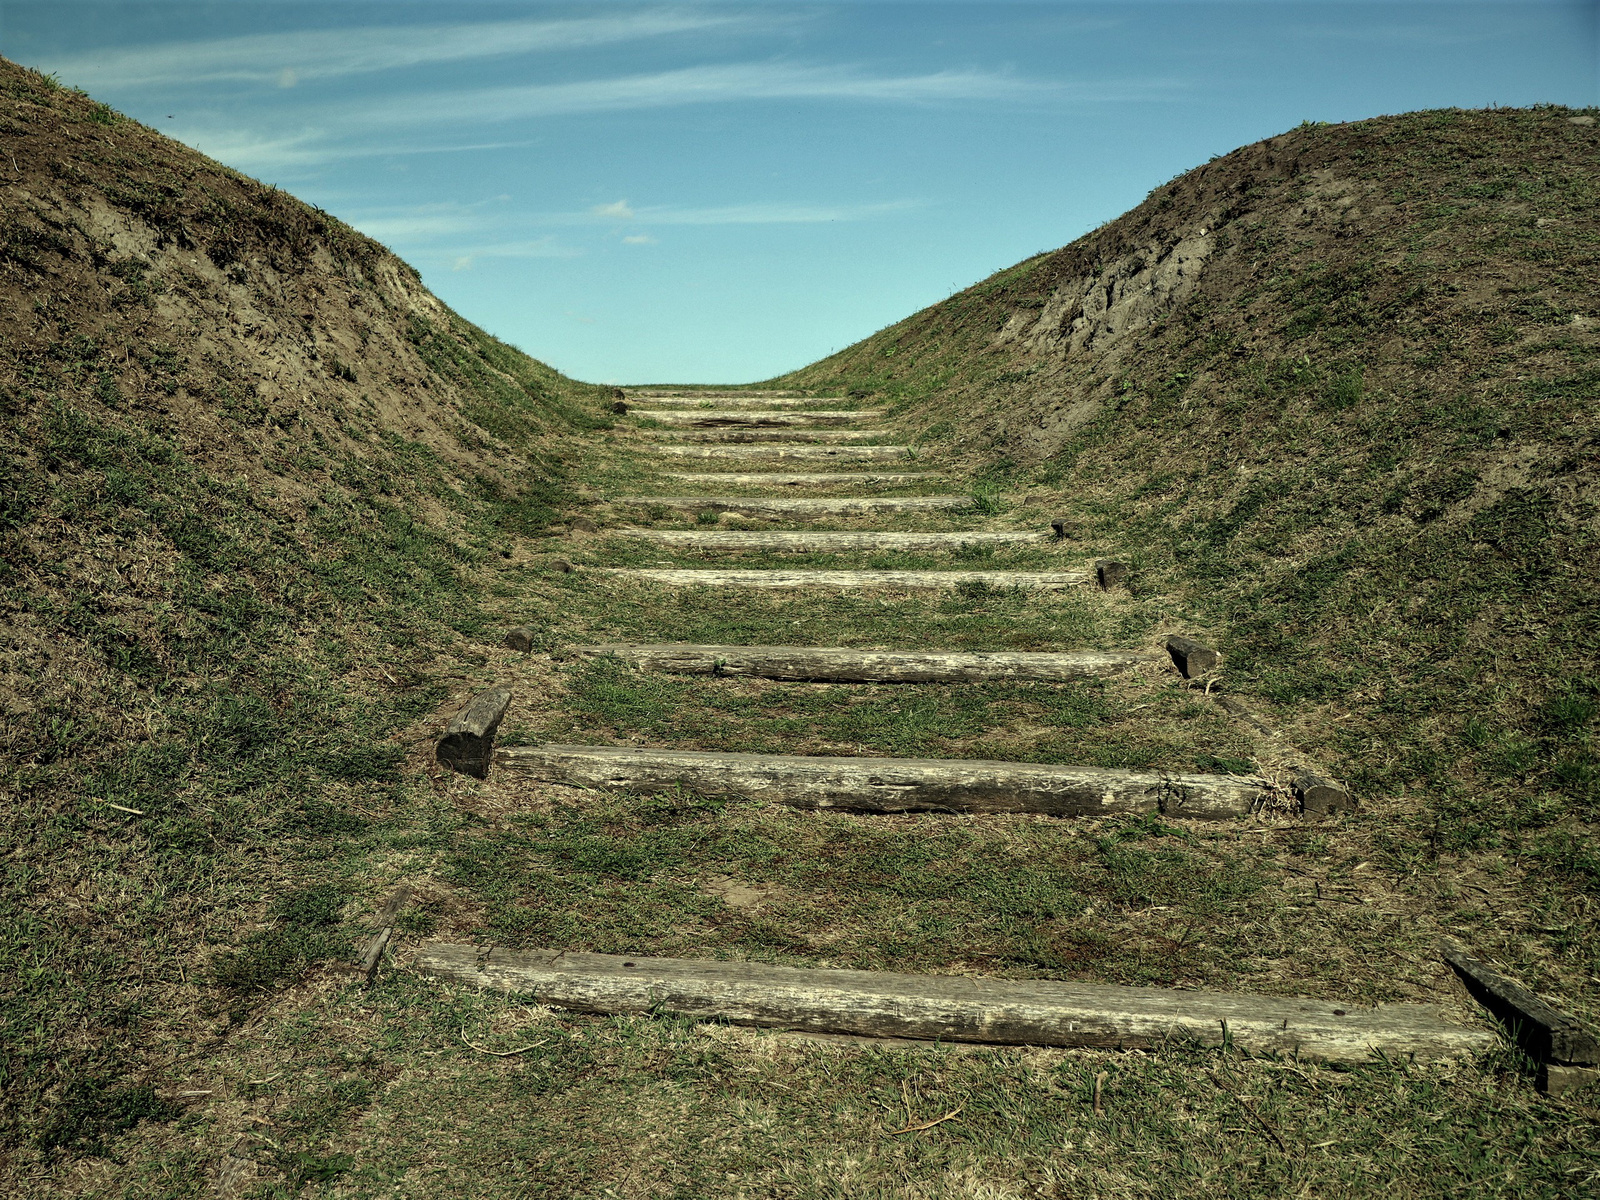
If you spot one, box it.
[617,529,1050,551]
[567,643,1156,682]
[660,472,941,486]
[645,429,885,443]
[416,944,1493,1063]
[600,568,1091,589]
[631,409,883,427]
[496,743,1265,818]
[649,444,912,460]
[615,495,972,515]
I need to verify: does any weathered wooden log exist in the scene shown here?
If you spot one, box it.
[601,568,1090,590]
[616,495,972,516]
[662,472,940,487]
[1095,560,1130,589]
[496,744,1266,818]
[504,625,539,653]
[568,643,1155,682]
[436,688,512,779]
[626,389,816,400]
[619,529,1050,551]
[415,943,1493,1063]
[1441,939,1599,1068]
[1166,635,1220,678]
[353,885,412,979]
[1541,1064,1600,1098]
[1292,768,1357,817]
[650,444,910,460]
[631,410,882,428]
[626,396,827,409]
[648,429,883,443]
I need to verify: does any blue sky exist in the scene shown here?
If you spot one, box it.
[7,2,1595,383]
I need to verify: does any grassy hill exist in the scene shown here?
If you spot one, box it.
[782,105,1599,992]
[0,57,609,1163]
[4,59,1597,1196]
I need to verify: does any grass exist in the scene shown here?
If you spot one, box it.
[4,74,1598,1196]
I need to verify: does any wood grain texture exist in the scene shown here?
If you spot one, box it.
[618,530,1050,551]
[600,568,1091,590]
[661,472,940,486]
[436,688,511,779]
[625,396,833,409]
[647,429,884,443]
[626,390,816,400]
[615,496,972,515]
[568,643,1155,682]
[495,743,1265,818]
[415,943,1493,1063]
[650,445,911,460]
[632,410,881,427]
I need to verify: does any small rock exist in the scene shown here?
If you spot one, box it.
[570,516,598,533]
[549,558,575,573]
[1568,115,1596,127]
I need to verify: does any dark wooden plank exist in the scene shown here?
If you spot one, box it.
[436,688,512,779]
[415,944,1493,1064]
[496,744,1267,819]
[1166,635,1220,678]
[1095,560,1130,589]
[1441,939,1599,1067]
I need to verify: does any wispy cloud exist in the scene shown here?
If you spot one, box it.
[593,200,636,219]
[622,235,657,245]
[43,11,773,90]
[627,200,921,226]
[342,62,1084,131]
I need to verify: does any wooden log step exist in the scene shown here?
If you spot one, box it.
[661,472,939,487]
[569,643,1155,682]
[497,744,1266,818]
[649,429,883,444]
[651,444,911,461]
[620,530,1049,551]
[616,496,971,516]
[417,943,1491,1063]
[601,568,1090,589]
[632,410,882,428]
[626,389,818,399]
[625,396,829,409]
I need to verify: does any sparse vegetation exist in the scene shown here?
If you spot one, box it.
[1,58,1595,1199]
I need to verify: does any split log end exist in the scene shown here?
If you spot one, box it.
[437,687,513,779]
[1095,560,1130,590]
[1166,634,1220,678]
[1292,768,1356,817]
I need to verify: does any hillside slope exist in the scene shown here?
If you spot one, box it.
[784,107,1599,994]
[0,58,607,1156]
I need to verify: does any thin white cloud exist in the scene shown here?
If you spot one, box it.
[345,198,923,247]
[343,62,1086,131]
[628,200,921,225]
[42,11,772,90]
